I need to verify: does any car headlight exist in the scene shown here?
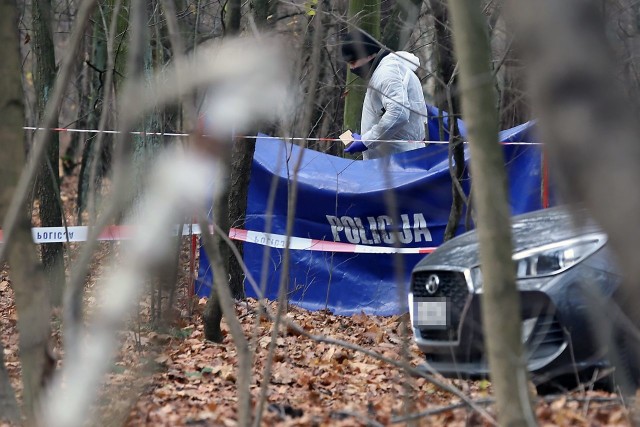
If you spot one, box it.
[513,233,606,278]
[471,233,607,288]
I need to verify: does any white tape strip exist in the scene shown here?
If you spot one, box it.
[19,224,203,244]
[229,228,436,254]
[0,225,436,254]
[22,127,541,146]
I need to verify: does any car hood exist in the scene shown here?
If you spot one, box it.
[416,206,603,270]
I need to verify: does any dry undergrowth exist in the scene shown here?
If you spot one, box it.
[0,170,633,427]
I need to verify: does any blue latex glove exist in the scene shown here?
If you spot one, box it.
[345,133,368,153]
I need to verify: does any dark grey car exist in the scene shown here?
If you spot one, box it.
[409,206,622,385]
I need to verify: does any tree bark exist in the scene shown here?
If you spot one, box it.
[78,2,110,219]
[33,0,66,306]
[254,6,324,424]
[202,0,254,343]
[222,0,269,303]
[430,0,467,241]
[224,137,254,300]
[447,0,536,425]
[343,0,381,133]
[9,202,56,423]
[199,217,252,427]
[225,0,241,35]
[0,0,97,265]
[0,1,24,421]
[491,14,530,129]
[381,0,423,51]
[3,0,56,420]
[203,167,230,343]
[0,0,96,418]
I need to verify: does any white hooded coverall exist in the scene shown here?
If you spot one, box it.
[360,51,427,160]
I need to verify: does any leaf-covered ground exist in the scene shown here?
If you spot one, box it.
[0,173,634,426]
[0,267,634,426]
[122,298,633,427]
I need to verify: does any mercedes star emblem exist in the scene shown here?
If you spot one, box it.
[425,274,440,295]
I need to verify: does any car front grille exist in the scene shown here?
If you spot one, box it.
[416,289,567,371]
[528,315,565,360]
[413,270,470,341]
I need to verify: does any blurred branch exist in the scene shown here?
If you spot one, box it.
[381,0,423,51]
[448,0,537,425]
[47,33,292,427]
[43,149,223,427]
[0,348,19,423]
[253,4,324,424]
[0,0,25,421]
[63,0,132,370]
[198,214,252,427]
[62,3,122,349]
[159,0,197,128]
[511,0,640,396]
[87,0,122,223]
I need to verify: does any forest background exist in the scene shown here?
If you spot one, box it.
[2,0,640,425]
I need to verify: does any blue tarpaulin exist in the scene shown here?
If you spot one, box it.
[196,118,543,315]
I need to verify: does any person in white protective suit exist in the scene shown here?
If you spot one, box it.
[341,30,428,160]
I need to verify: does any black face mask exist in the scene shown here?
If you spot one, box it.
[349,50,390,80]
[350,61,373,79]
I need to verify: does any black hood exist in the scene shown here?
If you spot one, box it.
[341,31,380,62]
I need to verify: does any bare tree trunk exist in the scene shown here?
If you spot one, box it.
[222,0,277,303]
[253,6,324,424]
[225,0,241,35]
[0,0,97,270]
[343,0,381,133]
[491,14,530,129]
[204,0,281,341]
[381,0,423,51]
[199,216,252,427]
[0,1,24,421]
[447,0,536,425]
[10,201,56,423]
[131,1,162,195]
[78,0,126,220]
[4,8,56,420]
[316,3,345,155]
[203,169,230,343]
[430,0,467,241]
[78,4,107,218]
[3,0,57,420]
[0,2,97,421]
[33,0,66,306]
[225,137,254,300]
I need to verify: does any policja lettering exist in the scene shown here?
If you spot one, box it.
[35,231,74,241]
[326,213,432,245]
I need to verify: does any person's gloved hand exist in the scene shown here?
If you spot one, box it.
[345,133,368,153]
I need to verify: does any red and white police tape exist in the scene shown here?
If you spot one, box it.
[22,127,540,146]
[229,228,436,254]
[0,225,436,254]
